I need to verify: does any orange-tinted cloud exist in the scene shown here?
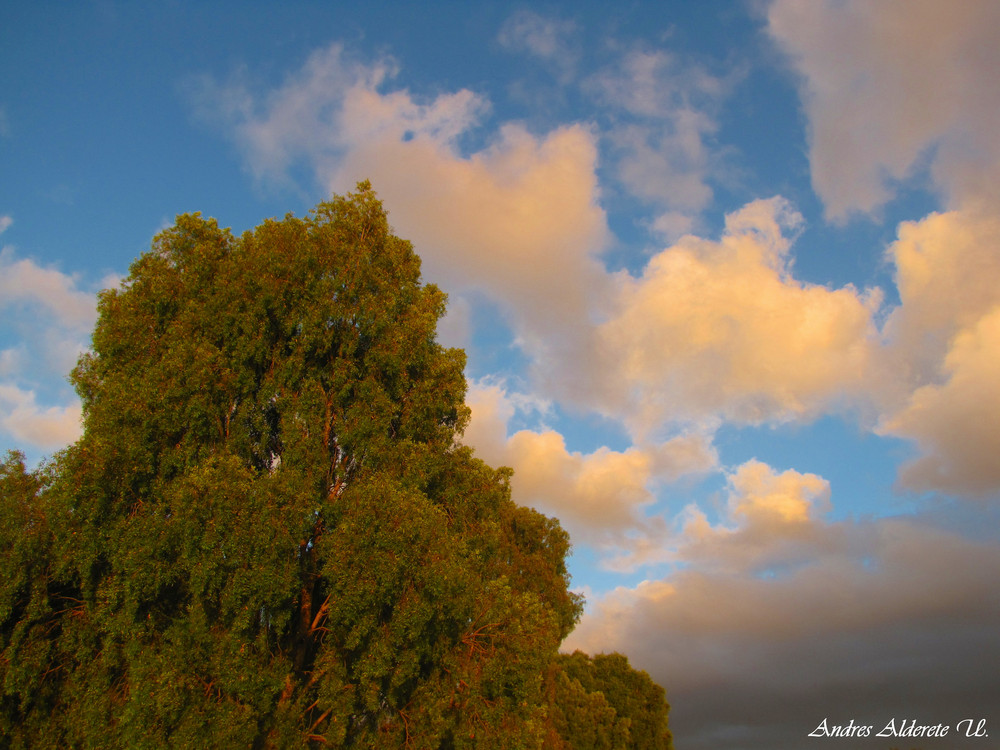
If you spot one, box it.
[876,209,1000,493]
[883,308,1000,495]
[596,198,881,434]
[463,381,716,565]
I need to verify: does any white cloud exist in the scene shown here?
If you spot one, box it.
[612,121,714,217]
[334,122,612,400]
[0,215,11,234]
[191,35,1000,511]
[334,122,609,323]
[434,292,471,351]
[0,348,22,378]
[589,49,727,121]
[678,460,833,577]
[881,209,1000,386]
[0,247,99,333]
[0,247,97,454]
[497,10,579,82]
[588,49,730,238]
[767,0,1000,217]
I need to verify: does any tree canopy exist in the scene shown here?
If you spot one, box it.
[1,183,671,748]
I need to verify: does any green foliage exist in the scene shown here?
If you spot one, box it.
[0,183,670,748]
[543,651,674,750]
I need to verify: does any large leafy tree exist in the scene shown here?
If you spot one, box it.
[1,183,671,748]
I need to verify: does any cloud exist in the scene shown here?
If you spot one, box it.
[767,0,1000,217]
[0,247,99,333]
[462,381,716,567]
[882,307,1000,496]
[612,121,714,218]
[881,209,1000,386]
[334,123,609,324]
[566,478,1000,749]
[192,36,1000,507]
[0,247,96,454]
[0,384,83,451]
[497,10,579,82]
[189,44,486,187]
[678,460,834,577]
[875,208,1000,494]
[588,49,731,238]
[588,48,728,122]
[434,292,472,351]
[0,349,21,379]
[335,122,612,401]
[595,198,882,434]
[762,0,1000,496]
[0,215,11,234]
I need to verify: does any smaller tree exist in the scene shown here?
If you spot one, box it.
[546,651,674,750]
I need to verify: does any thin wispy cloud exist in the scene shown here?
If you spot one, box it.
[498,9,580,83]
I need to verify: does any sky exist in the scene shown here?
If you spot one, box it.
[3,1,1000,747]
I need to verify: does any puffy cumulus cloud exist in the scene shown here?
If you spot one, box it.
[566,507,1000,749]
[0,384,83,451]
[876,209,1000,495]
[727,458,830,525]
[767,0,1000,217]
[333,123,610,346]
[882,209,1000,385]
[588,49,731,238]
[678,460,841,582]
[597,198,882,433]
[882,308,1000,496]
[462,381,716,567]
[339,119,612,401]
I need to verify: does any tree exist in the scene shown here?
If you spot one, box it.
[543,651,674,750]
[0,183,673,748]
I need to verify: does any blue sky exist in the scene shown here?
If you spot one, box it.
[4,2,1000,747]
